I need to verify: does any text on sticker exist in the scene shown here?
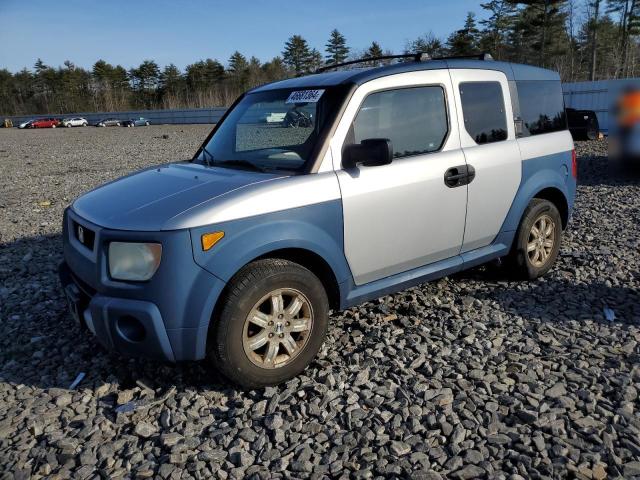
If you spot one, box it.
[286,89,325,104]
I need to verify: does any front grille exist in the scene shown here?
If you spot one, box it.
[73,221,95,251]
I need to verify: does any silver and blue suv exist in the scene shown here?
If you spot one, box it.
[59,54,576,388]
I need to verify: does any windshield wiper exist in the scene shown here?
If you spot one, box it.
[199,145,214,167]
[215,159,266,173]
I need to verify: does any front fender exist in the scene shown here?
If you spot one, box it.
[190,200,351,285]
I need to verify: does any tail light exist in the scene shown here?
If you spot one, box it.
[571,149,578,179]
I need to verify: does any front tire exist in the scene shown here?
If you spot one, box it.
[506,199,562,280]
[209,259,329,389]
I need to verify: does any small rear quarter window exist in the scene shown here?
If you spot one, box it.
[516,80,567,136]
[459,82,508,145]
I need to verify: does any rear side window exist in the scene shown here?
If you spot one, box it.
[517,80,567,136]
[459,82,508,144]
[351,86,448,158]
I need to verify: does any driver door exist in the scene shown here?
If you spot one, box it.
[330,70,468,285]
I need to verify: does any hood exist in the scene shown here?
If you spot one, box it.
[72,162,282,231]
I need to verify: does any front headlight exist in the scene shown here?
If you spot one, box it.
[108,242,162,281]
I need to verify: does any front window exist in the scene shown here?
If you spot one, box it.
[348,86,449,159]
[195,86,348,173]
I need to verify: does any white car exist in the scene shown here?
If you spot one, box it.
[61,117,88,128]
[18,119,34,129]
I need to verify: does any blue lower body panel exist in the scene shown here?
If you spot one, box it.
[84,294,175,362]
[59,260,221,362]
[60,208,227,362]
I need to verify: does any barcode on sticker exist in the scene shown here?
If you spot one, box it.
[286,89,325,104]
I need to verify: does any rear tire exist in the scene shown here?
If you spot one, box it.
[506,199,562,280]
[208,259,329,389]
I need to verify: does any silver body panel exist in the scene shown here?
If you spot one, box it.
[165,172,342,229]
[448,69,522,253]
[330,70,468,285]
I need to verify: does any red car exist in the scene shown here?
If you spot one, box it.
[30,118,60,128]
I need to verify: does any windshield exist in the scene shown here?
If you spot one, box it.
[195,86,348,172]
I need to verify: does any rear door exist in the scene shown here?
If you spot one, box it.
[330,70,468,285]
[449,69,522,253]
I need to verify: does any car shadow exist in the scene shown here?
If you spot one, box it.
[452,263,640,326]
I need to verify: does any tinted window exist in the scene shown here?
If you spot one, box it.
[350,86,448,158]
[517,80,567,136]
[459,82,508,144]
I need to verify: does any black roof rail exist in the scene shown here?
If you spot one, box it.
[315,52,430,74]
[432,53,494,61]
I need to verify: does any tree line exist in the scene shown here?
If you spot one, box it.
[1,0,638,116]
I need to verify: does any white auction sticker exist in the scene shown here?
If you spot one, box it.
[286,89,325,104]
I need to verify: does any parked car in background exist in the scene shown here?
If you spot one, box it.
[60,54,576,388]
[30,118,60,128]
[62,117,88,128]
[122,117,151,127]
[18,119,34,129]
[566,108,600,140]
[96,118,121,127]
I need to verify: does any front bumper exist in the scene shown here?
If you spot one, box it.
[59,261,176,361]
[60,207,226,362]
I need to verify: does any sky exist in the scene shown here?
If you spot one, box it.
[0,0,489,73]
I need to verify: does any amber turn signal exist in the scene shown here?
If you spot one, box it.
[201,231,224,251]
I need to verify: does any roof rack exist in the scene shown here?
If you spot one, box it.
[432,53,494,61]
[316,52,430,74]
[315,52,494,74]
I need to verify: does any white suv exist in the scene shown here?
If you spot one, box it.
[61,117,88,128]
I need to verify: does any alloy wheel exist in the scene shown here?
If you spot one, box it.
[242,288,313,369]
[527,214,556,267]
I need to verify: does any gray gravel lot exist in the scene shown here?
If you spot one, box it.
[0,126,639,479]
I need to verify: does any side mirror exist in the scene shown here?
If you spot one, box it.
[342,138,393,169]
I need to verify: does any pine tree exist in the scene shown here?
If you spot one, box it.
[160,64,184,96]
[228,51,250,89]
[247,56,264,87]
[447,12,481,56]
[283,35,314,75]
[405,32,447,58]
[262,57,288,81]
[480,1,516,59]
[34,58,47,74]
[309,49,323,71]
[510,0,568,68]
[325,29,350,65]
[228,51,249,75]
[129,60,160,108]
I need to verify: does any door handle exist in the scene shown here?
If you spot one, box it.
[444,165,475,188]
[444,165,467,187]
